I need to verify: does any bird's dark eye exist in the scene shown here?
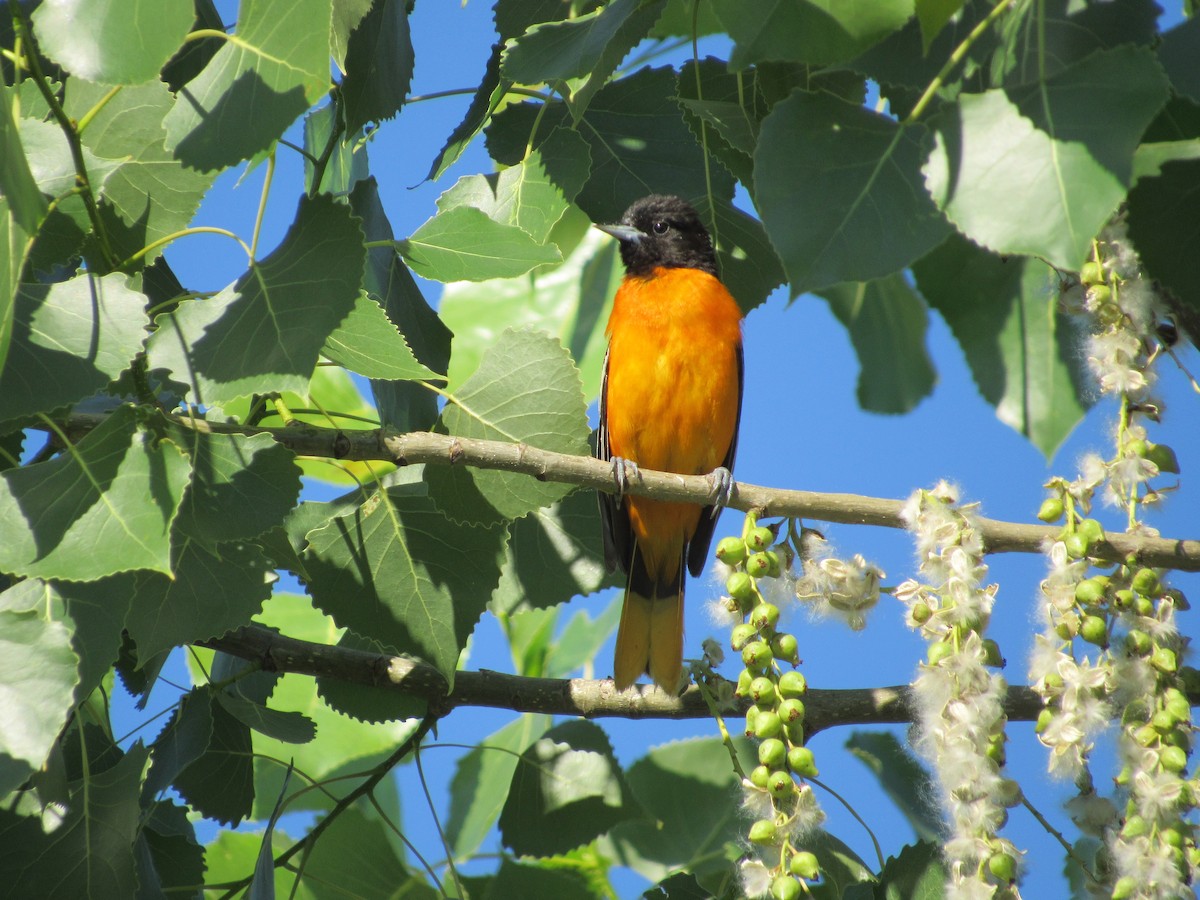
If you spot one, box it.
[651,220,669,235]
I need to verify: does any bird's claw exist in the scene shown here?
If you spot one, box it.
[707,466,735,508]
[611,456,639,498]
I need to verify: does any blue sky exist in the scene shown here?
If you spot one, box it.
[130,2,1200,895]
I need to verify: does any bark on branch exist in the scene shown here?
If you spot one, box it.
[202,624,1050,734]
[61,413,1200,571]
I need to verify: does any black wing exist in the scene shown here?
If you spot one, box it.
[687,341,744,578]
[596,346,632,575]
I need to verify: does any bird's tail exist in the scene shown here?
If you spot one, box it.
[613,545,684,692]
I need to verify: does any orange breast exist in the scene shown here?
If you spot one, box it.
[604,267,743,576]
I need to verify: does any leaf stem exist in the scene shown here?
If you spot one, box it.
[250,150,275,259]
[903,0,1015,125]
[119,226,253,270]
[10,0,117,268]
[75,85,123,135]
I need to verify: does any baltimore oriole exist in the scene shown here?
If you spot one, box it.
[595,195,744,692]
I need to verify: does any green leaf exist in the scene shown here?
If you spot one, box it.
[341,0,414,134]
[816,275,936,415]
[162,0,331,170]
[755,91,948,294]
[322,291,439,381]
[1159,16,1200,106]
[486,66,735,225]
[399,205,563,282]
[445,714,550,859]
[137,800,205,898]
[1132,140,1200,185]
[437,128,590,244]
[215,692,316,745]
[492,490,617,616]
[426,43,508,181]
[165,425,301,546]
[926,47,1170,271]
[480,858,597,900]
[440,225,619,397]
[0,743,147,897]
[692,195,785,315]
[545,593,622,678]
[0,405,190,580]
[172,692,254,825]
[915,0,962,50]
[147,193,364,405]
[303,102,370,196]
[873,841,946,900]
[712,0,914,68]
[1128,159,1200,314]
[499,719,639,857]
[426,329,589,525]
[912,232,1091,456]
[0,84,47,233]
[0,273,148,425]
[32,0,193,85]
[806,831,876,900]
[202,831,298,898]
[676,59,763,188]
[500,0,667,119]
[63,78,216,266]
[299,807,437,898]
[125,539,272,661]
[143,689,215,799]
[0,586,78,789]
[349,177,451,432]
[602,736,750,884]
[304,488,508,684]
[845,730,943,842]
[8,576,130,706]
[18,116,124,201]
[330,0,373,71]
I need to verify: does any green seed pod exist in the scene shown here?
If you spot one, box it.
[743,705,760,738]
[1074,577,1108,605]
[1161,727,1188,749]
[996,778,1023,808]
[727,571,755,602]
[750,602,780,631]
[771,875,802,900]
[1165,588,1190,611]
[1080,261,1104,285]
[1089,283,1112,305]
[731,623,758,652]
[742,641,772,672]
[750,764,771,789]
[1127,438,1150,459]
[1164,689,1191,723]
[1132,568,1160,597]
[1146,442,1181,474]
[735,668,754,698]
[1114,588,1135,610]
[778,670,808,697]
[771,633,800,665]
[1112,876,1138,900]
[746,526,774,553]
[715,535,748,565]
[1035,709,1054,734]
[986,735,1007,766]
[1152,646,1178,674]
[1063,533,1090,560]
[1078,518,1104,543]
[1055,619,1078,641]
[759,738,787,769]
[1160,745,1188,773]
[751,676,779,707]
[981,638,1004,667]
[786,719,806,744]
[1152,709,1177,733]
[1037,497,1064,523]
[1160,827,1184,849]
[764,550,782,578]
[1134,723,1159,747]
[787,745,818,777]
[927,641,955,666]
[789,851,820,881]
[754,709,783,740]
[910,601,932,624]
[748,818,777,845]
[988,852,1016,883]
[746,552,772,578]
[1121,814,1148,838]
[778,698,806,724]
[1126,629,1152,656]
[767,769,795,799]
[1133,594,1155,617]
[1080,615,1108,647]
[1042,672,1064,691]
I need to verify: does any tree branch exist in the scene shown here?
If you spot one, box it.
[201,624,1054,734]
[60,413,1200,571]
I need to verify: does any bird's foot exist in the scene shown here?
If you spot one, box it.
[706,466,735,508]
[610,456,640,498]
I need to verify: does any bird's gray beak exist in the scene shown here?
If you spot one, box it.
[594,223,645,243]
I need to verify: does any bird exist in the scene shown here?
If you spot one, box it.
[594,194,744,692]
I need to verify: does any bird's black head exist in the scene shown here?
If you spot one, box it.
[595,195,718,277]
